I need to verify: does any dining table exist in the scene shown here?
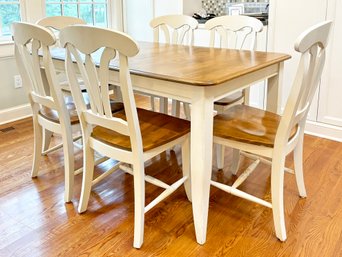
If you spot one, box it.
[50,41,291,245]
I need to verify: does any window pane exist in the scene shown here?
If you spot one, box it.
[45,1,108,27]
[46,4,62,16]
[94,4,107,27]
[0,3,20,37]
[64,4,77,17]
[79,4,93,24]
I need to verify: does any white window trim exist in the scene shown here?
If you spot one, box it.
[41,0,123,30]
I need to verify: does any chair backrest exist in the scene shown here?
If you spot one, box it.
[204,15,263,50]
[12,22,70,125]
[59,26,142,155]
[36,16,86,47]
[150,14,198,45]
[277,21,332,147]
[36,16,86,31]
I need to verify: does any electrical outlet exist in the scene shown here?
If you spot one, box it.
[14,75,22,89]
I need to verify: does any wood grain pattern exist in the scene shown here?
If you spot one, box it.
[92,108,190,151]
[214,105,297,147]
[39,94,124,125]
[51,42,290,86]
[1,95,342,256]
[126,42,291,86]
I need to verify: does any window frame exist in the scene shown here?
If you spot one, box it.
[42,0,122,29]
[0,0,123,58]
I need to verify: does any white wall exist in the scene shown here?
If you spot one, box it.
[267,0,328,115]
[183,0,202,16]
[0,57,28,110]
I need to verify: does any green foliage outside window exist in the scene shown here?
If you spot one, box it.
[46,1,108,27]
[0,1,20,37]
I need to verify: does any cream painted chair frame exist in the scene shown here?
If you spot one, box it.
[36,16,87,152]
[212,21,332,241]
[204,15,264,171]
[149,14,199,119]
[60,25,190,248]
[12,22,82,202]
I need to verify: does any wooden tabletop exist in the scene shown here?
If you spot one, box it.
[128,42,290,86]
[51,41,291,87]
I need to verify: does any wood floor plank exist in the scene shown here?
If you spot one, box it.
[1,95,342,256]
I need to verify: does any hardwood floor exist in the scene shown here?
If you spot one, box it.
[1,95,342,256]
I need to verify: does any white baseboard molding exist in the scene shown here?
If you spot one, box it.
[0,104,32,125]
[305,120,342,142]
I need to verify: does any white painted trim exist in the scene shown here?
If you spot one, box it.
[0,104,32,125]
[0,42,14,58]
[305,120,342,142]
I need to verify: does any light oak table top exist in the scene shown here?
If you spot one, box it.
[125,42,290,86]
[51,41,290,86]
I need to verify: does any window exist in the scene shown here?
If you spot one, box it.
[46,0,109,27]
[0,0,21,39]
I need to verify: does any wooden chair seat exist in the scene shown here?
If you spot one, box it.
[214,104,297,147]
[214,91,244,106]
[39,95,124,125]
[92,108,190,151]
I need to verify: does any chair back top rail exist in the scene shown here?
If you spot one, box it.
[36,16,86,31]
[205,15,263,50]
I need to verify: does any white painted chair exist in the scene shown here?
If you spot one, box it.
[205,15,263,110]
[36,16,88,151]
[211,21,332,241]
[149,14,199,119]
[60,25,191,248]
[36,16,86,47]
[204,15,264,171]
[36,16,86,91]
[12,22,83,202]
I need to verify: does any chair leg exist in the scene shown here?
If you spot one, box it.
[271,153,287,241]
[133,161,145,248]
[159,97,168,114]
[182,137,191,201]
[183,103,191,120]
[230,149,241,175]
[171,99,181,117]
[78,144,95,213]
[42,129,53,152]
[150,96,155,111]
[243,88,250,106]
[62,131,75,203]
[294,134,307,198]
[215,144,225,170]
[31,117,43,178]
